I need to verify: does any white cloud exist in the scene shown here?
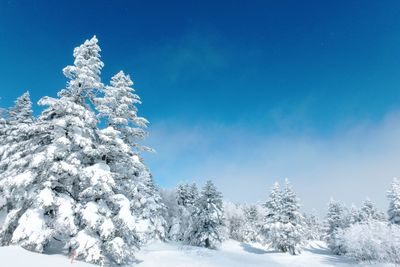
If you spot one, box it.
[145,112,400,215]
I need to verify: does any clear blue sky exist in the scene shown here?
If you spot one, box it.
[2,0,400,212]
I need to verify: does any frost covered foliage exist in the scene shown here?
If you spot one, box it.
[166,183,198,241]
[325,199,349,255]
[339,221,400,263]
[0,36,162,266]
[186,181,224,249]
[262,179,304,255]
[159,189,180,239]
[358,198,385,222]
[223,203,262,243]
[94,72,166,242]
[95,71,152,153]
[303,212,323,241]
[131,167,167,242]
[388,178,400,225]
[223,202,246,241]
[8,92,34,125]
[243,205,263,243]
[324,196,387,259]
[0,91,34,160]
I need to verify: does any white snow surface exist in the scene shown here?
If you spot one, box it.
[0,240,395,267]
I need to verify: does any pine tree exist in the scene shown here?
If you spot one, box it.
[95,71,151,152]
[0,36,104,256]
[303,211,323,241]
[276,179,304,255]
[176,183,190,207]
[388,178,400,225]
[131,164,167,242]
[0,92,36,212]
[0,36,142,265]
[348,204,361,225]
[262,182,282,248]
[223,202,246,242]
[325,199,348,255]
[186,181,224,249]
[176,183,198,207]
[0,92,34,163]
[0,103,6,125]
[8,91,33,124]
[189,183,199,205]
[94,71,166,243]
[242,205,261,243]
[358,198,385,222]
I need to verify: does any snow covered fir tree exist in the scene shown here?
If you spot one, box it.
[1,35,400,266]
[262,179,304,255]
[185,180,224,249]
[388,178,400,225]
[0,36,165,265]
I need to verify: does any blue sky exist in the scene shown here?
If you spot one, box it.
[1,0,400,212]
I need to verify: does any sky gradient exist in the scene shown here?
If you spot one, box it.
[1,0,400,213]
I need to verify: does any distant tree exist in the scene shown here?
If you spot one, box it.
[8,91,33,124]
[242,205,262,243]
[278,179,304,254]
[348,204,361,225]
[263,180,304,255]
[176,183,190,207]
[325,199,348,255]
[0,91,34,158]
[339,221,400,264]
[186,181,224,249]
[176,183,198,207]
[262,182,281,245]
[0,92,36,203]
[0,101,6,125]
[388,178,400,225]
[189,183,199,205]
[168,182,199,241]
[223,201,246,241]
[303,211,323,240]
[358,198,385,222]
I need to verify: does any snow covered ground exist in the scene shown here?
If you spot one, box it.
[0,240,395,267]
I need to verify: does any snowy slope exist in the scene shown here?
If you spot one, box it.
[0,246,95,267]
[137,240,392,267]
[0,240,394,267]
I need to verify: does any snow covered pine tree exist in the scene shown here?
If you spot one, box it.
[241,205,261,243]
[262,179,304,255]
[0,91,34,163]
[358,198,385,223]
[170,183,198,241]
[186,181,224,249]
[388,178,400,225]
[0,91,35,215]
[262,182,282,250]
[94,70,166,243]
[0,36,163,266]
[325,199,349,255]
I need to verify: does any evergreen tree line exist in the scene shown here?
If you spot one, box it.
[161,179,308,255]
[1,36,400,266]
[324,178,400,263]
[162,177,400,264]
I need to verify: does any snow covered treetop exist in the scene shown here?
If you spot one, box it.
[8,91,33,124]
[61,35,104,101]
[110,71,135,90]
